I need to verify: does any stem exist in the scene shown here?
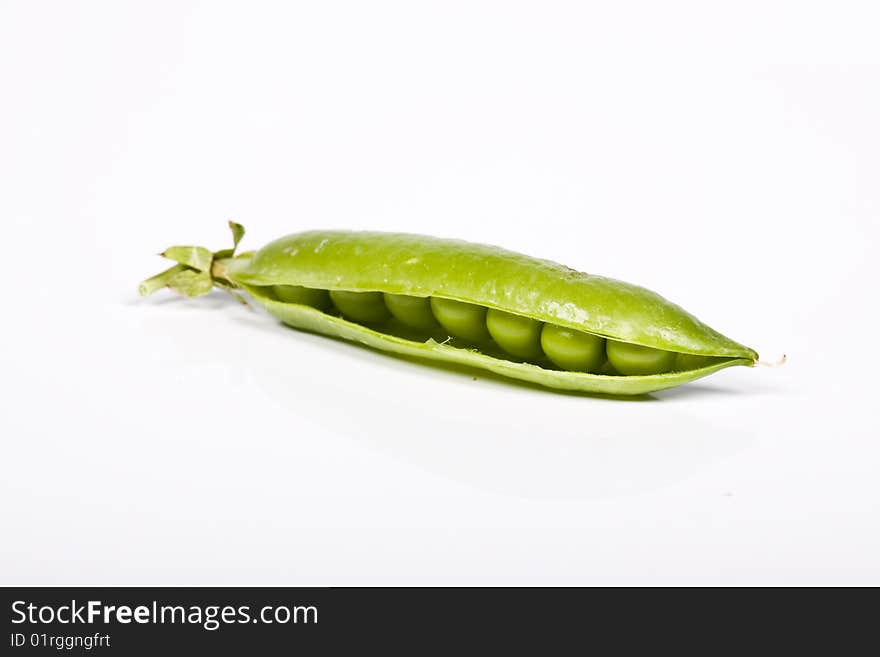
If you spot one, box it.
[210,256,239,284]
[138,264,186,296]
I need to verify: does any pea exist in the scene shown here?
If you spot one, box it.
[485,308,543,360]
[272,285,331,310]
[383,293,439,329]
[606,339,676,376]
[540,324,605,372]
[430,297,490,344]
[142,222,761,395]
[329,290,390,324]
[674,353,717,371]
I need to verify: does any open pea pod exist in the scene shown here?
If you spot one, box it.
[141,223,759,396]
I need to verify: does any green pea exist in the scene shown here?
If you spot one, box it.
[540,324,606,372]
[486,308,543,360]
[144,223,761,396]
[329,290,390,324]
[383,293,438,329]
[674,353,717,371]
[430,297,490,344]
[606,339,676,376]
[272,285,331,310]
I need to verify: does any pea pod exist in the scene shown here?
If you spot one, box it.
[140,222,760,396]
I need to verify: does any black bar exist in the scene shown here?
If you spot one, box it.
[1,587,871,653]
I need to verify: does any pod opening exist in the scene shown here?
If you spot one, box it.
[262,286,735,376]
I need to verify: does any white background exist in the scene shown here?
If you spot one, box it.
[2,1,878,585]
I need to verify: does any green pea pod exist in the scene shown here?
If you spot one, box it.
[140,223,760,396]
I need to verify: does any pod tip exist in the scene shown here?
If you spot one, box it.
[757,354,787,368]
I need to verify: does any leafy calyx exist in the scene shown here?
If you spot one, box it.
[138,221,249,304]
